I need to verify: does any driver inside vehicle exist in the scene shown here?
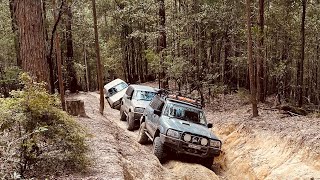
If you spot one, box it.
[166,104,206,125]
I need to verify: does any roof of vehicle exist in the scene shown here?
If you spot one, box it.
[155,90,203,109]
[166,98,203,110]
[129,84,158,92]
[104,79,127,90]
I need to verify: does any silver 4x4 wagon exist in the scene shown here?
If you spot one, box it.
[137,91,222,168]
[120,85,158,131]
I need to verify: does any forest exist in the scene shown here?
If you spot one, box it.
[0,0,320,179]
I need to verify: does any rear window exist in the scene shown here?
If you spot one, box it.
[133,91,156,101]
[107,82,128,97]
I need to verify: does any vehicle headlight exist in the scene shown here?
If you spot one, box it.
[201,138,208,146]
[210,140,221,148]
[183,134,192,142]
[167,129,180,139]
[134,107,145,113]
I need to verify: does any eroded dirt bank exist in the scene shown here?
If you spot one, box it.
[209,94,320,179]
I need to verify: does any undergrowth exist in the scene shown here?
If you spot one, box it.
[0,73,88,179]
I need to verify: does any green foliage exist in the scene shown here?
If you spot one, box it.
[0,66,22,97]
[0,1,16,65]
[145,49,160,73]
[271,61,287,80]
[0,66,21,83]
[0,73,88,179]
[166,56,188,81]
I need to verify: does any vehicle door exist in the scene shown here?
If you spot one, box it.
[150,99,164,136]
[145,97,158,134]
[146,96,164,137]
[123,86,134,113]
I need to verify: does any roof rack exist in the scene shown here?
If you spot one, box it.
[157,89,202,108]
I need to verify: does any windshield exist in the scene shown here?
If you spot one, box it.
[134,91,156,101]
[164,103,207,125]
[107,82,128,97]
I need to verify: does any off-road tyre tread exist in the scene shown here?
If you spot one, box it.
[153,137,166,163]
[137,122,148,144]
[202,157,214,169]
[127,113,135,131]
[120,106,126,121]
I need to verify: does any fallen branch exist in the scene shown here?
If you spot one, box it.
[277,105,308,116]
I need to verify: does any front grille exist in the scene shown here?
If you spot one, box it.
[180,141,207,155]
[180,133,208,156]
[181,133,208,146]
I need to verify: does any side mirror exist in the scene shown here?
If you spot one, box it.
[207,123,213,128]
[154,109,162,116]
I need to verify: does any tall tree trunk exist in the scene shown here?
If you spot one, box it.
[158,0,167,88]
[65,1,78,93]
[43,0,55,94]
[92,0,104,115]
[14,0,51,90]
[257,0,265,102]
[84,43,90,92]
[224,29,231,86]
[246,0,258,117]
[297,0,307,107]
[9,0,21,67]
[53,0,65,110]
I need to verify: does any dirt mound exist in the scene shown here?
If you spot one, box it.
[214,125,320,179]
[165,161,219,180]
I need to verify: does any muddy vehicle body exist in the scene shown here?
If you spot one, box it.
[138,92,222,168]
[104,79,128,109]
[120,85,158,131]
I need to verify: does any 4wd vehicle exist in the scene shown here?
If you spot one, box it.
[120,85,158,131]
[104,79,128,109]
[137,91,222,168]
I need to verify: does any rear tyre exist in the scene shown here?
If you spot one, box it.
[137,122,148,144]
[127,112,135,131]
[107,99,113,109]
[120,106,126,121]
[153,136,166,163]
[201,157,214,169]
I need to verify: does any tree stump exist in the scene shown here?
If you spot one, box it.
[66,99,87,117]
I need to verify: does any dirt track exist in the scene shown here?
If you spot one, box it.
[63,91,320,180]
[63,92,219,180]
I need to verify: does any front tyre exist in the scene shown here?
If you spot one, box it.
[201,157,214,169]
[127,112,135,131]
[107,99,113,108]
[153,136,166,163]
[137,122,148,144]
[120,106,126,121]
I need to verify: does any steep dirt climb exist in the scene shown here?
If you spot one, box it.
[62,91,320,179]
[61,92,219,180]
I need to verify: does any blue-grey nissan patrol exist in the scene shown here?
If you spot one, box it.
[137,91,222,168]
